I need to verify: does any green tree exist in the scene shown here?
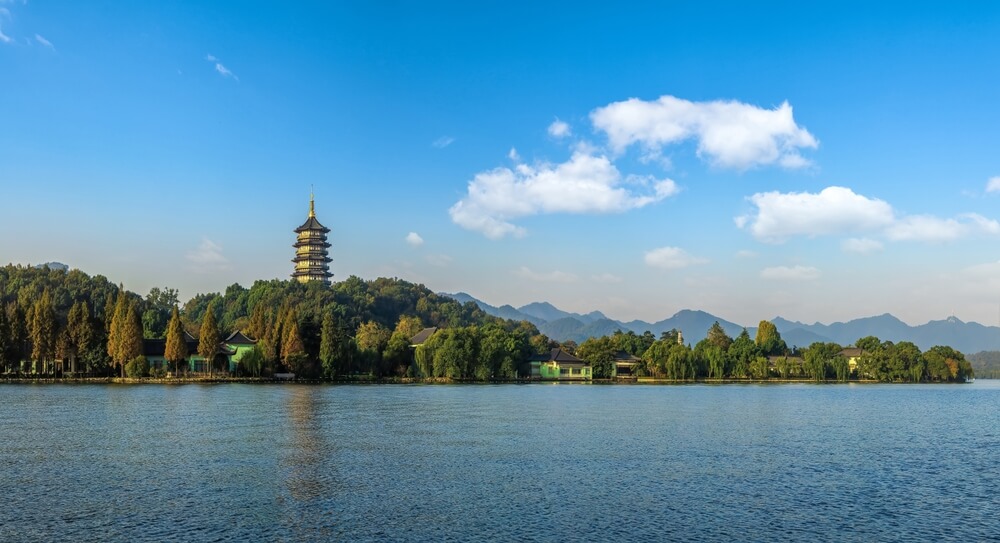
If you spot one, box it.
[164,305,188,376]
[728,329,758,378]
[30,289,57,374]
[355,320,391,375]
[281,310,307,374]
[106,288,128,377]
[125,355,150,378]
[750,356,770,380]
[754,320,786,356]
[116,300,143,378]
[706,321,733,351]
[198,300,221,376]
[577,336,616,379]
[383,316,424,376]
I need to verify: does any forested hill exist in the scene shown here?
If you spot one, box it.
[0,264,545,378]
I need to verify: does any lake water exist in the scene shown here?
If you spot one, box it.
[1,382,998,542]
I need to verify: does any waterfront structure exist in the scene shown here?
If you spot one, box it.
[524,348,592,380]
[143,330,256,374]
[840,348,864,373]
[292,192,333,284]
[612,350,642,379]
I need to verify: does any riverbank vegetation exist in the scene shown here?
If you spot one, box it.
[0,264,974,383]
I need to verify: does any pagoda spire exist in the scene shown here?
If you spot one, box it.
[309,185,315,218]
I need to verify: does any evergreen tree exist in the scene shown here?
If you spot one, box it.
[30,289,56,374]
[0,305,11,373]
[116,300,143,378]
[164,305,188,376]
[319,312,339,377]
[198,301,221,376]
[281,310,306,371]
[107,288,127,376]
[67,301,93,374]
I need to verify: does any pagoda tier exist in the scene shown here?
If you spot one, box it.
[292,193,334,285]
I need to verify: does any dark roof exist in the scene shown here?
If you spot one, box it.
[225,331,257,345]
[295,216,331,233]
[530,348,588,365]
[840,348,864,357]
[410,327,438,345]
[142,338,235,357]
[613,350,642,362]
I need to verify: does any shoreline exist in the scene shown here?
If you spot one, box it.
[0,376,970,385]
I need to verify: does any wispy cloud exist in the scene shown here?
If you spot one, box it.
[185,238,231,272]
[644,246,709,270]
[425,254,452,267]
[548,119,571,138]
[432,136,455,148]
[986,176,1000,194]
[34,33,53,49]
[405,231,424,247]
[591,273,623,283]
[450,152,679,239]
[508,147,520,161]
[514,266,578,283]
[760,265,820,281]
[591,95,818,170]
[205,54,238,81]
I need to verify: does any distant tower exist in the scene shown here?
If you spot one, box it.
[292,190,333,284]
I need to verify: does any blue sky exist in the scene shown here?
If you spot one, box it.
[3,1,1000,327]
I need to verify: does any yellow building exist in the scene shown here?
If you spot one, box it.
[292,192,333,284]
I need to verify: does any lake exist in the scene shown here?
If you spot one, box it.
[1,381,998,542]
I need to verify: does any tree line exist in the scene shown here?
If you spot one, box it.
[0,264,974,382]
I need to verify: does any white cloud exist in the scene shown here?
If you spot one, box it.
[644,246,708,270]
[841,238,883,254]
[34,34,53,49]
[590,95,818,170]
[185,238,230,272]
[432,136,455,148]
[508,147,520,161]
[738,186,894,242]
[450,151,679,239]
[760,265,820,281]
[514,266,578,283]
[986,176,1000,193]
[405,232,424,247]
[885,214,999,243]
[206,54,238,81]
[735,249,758,259]
[548,119,571,138]
[739,186,1000,244]
[591,273,623,283]
[0,25,9,45]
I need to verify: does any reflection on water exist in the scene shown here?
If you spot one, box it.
[1,382,999,542]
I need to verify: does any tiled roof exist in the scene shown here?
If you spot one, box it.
[294,216,331,233]
[530,348,588,366]
[410,327,438,345]
[612,350,642,362]
[225,331,258,345]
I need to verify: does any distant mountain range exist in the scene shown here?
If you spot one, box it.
[441,292,1000,354]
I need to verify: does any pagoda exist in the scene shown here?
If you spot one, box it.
[292,191,333,284]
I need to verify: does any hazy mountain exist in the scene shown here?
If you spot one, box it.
[517,302,576,323]
[32,262,69,271]
[440,292,1000,353]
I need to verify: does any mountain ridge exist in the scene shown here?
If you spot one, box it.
[440,292,1000,353]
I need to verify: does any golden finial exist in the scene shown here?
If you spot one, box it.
[309,185,315,218]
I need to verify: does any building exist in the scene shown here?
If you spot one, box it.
[523,348,592,381]
[143,330,257,375]
[612,350,642,379]
[292,191,333,284]
[840,348,865,373]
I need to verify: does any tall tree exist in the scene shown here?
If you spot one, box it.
[106,288,128,376]
[706,321,733,351]
[754,320,785,356]
[67,301,93,374]
[281,310,307,374]
[198,301,221,376]
[0,304,11,373]
[30,289,57,374]
[164,305,188,376]
[116,300,143,378]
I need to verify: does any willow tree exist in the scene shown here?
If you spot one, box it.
[164,305,188,376]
